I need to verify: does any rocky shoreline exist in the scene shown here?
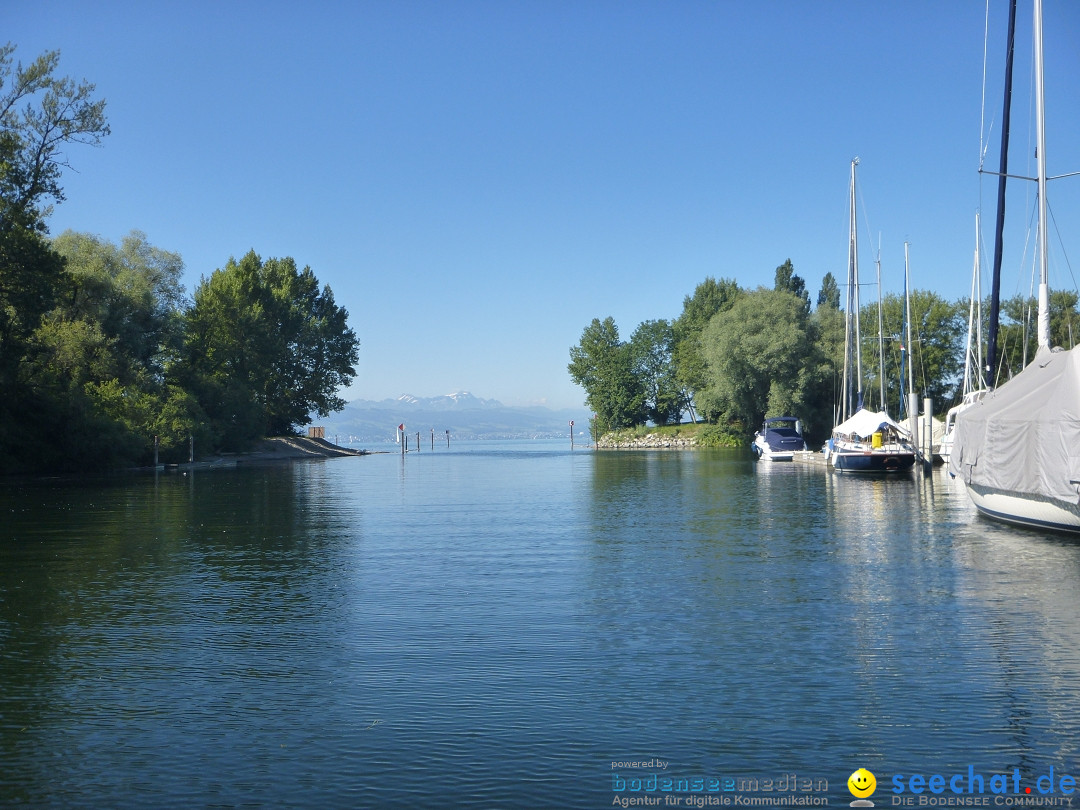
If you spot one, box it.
[595,433,698,450]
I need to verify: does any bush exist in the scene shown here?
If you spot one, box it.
[696,424,742,448]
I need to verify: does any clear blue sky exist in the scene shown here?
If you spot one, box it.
[10,1,1080,410]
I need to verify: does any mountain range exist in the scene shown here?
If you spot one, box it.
[314,392,587,443]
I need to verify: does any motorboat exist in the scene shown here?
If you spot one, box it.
[751,416,807,461]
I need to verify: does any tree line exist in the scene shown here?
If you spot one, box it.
[569,258,1080,446]
[0,45,358,472]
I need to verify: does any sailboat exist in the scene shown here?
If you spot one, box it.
[825,158,917,473]
[938,213,988,463]
[949,0,1080,532]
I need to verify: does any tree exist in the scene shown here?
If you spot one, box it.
[0,45,109,226]
[804,302,846,440]
[858,290,962,414]
[180,251,359,446]
[993,291,1080,384]
[672,276,741,420]
[817,272,841,309]
[11,231,204,469]
[0,45,109,468]
[773,258,810,314]
[568,317,646,432]
[629,319,682,426]
[698,288,816,434]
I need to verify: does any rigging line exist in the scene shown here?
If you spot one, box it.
[909,293,930,397]
[1046,201,1079,298]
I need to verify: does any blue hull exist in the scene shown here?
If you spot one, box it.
[833,450,916,473]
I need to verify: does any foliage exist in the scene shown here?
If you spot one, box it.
[568,316,647,432]
[0,47,360,471]
[179,251,360,446]
[992,291,1079,384]
[857,290,963,414]
[695,423,742,448]
[10,231,207,469]
[629,318,682,425]
[773,258,810,314]
[0,44,109,228]
[0,45,110,469]
[671,276,741,420]
[698,288,817,437]
[816,272,841,309]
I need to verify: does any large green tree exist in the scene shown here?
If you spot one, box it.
[0,45,110,470]
[17,231,204,469]
[672,276,741,421]
[568,316,646,432]
[629,318,682,426]
[698,288,817,435]
[180,251,359,446]
[857,290,963,415]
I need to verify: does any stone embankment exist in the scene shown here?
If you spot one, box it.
[596,433,697,449]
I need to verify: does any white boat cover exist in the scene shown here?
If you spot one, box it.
[950,345,1080,506]
[832,408,906,439]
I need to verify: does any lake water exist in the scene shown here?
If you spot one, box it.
[2,441,1079,808]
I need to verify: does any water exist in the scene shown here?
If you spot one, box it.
[2,442,1079,808]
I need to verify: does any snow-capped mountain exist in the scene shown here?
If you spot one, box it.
[385,391,504,411]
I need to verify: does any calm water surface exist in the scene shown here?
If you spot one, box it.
[2,441,1079,808]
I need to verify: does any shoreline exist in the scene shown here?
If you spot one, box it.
[157,436,375,471]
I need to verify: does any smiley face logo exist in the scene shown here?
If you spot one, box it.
[848,768,877,798]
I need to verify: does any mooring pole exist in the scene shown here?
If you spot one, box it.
[189,435,193,463]
[446,429,450,449]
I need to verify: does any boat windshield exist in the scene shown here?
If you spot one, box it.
[767,427,801,438]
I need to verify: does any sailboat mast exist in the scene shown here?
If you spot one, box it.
[850,158,863,406]
[1034,0,1050,350]
[985,0,1017,389]
[975,212,984,381]
[905,242,916,440]
[876,243,886,413]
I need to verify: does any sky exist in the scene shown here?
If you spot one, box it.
[9,1,1080,410]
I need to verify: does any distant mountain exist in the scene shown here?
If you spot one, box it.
[360,392,505,411]
[314,391,587,443]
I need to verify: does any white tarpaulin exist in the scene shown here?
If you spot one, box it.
[950,345,1080,505]
[832,408,907,439]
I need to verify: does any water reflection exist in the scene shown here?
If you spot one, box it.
[2,448,1080,807]
[0,465,363,808]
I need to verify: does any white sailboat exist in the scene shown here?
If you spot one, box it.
[949,0,1080,532]
[825,158,917,473]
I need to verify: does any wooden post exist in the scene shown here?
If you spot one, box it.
[416,432,420,453]
[189,435,193,463]
[154,435,159,467]
[446,429,450,448]
[431,428,434,451]
[569,419,574,450]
